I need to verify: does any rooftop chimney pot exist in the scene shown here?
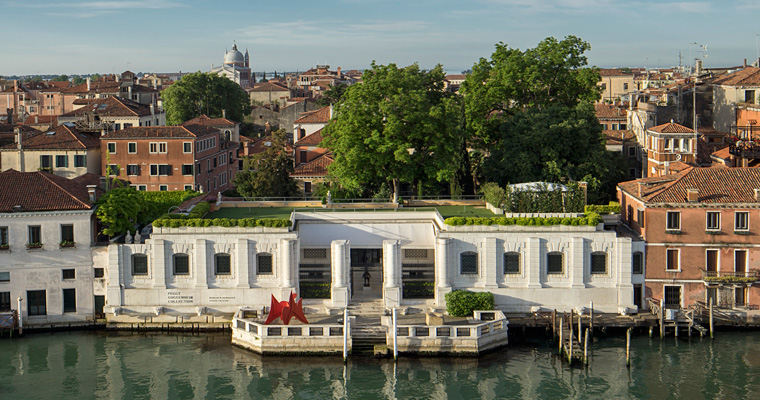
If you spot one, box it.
[687,188,699,202]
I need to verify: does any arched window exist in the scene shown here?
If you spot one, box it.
[132,254,148,275]
[215,253,231,275]
[257,253,273,275]
[503,252,520,274]
[173,253,190,275]
[591,252,607,274]
[460,252,478,275]
[546,252,564,274]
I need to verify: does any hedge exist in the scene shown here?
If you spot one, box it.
[143,190,200,221]
[585,202,620,215]
[444,213,602,227]
[157,201,211,221]
[445,290,495,317]
[152,217,291,228]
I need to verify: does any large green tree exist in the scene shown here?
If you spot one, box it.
[321,62,463,200]
[233,130,299,197]
[162,72,252,125]
[96,187,148,236]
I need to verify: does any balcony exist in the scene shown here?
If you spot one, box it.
[701,269,760,285]
[728,140,760,159]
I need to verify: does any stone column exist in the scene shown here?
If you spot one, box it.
[195,239,208,289]
[526,237,542,289]
[236,238,250,288]
[616,237,635,311]
[106,244,123,307]
[152,239,167,289]
[331,240,350,308]
[570,237,585,289]
[280,238,296,295]
[482,237,498,289]
[383,240,401,308]
[435,238,452,306]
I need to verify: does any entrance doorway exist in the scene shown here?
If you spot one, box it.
[633,284,643,310]
[350,249,382,302]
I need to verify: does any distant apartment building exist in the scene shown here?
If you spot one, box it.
[598,69,634,102]
[710,67,760,132]
[100,125,238,194]
[248,81,291,107]
[57,96,165,131]
[60,71,159,115]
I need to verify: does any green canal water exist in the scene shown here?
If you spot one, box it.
[1,330,759,399]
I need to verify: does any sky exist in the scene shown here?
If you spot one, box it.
[1,0,759,76]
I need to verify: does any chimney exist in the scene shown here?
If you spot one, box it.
[150,103,155,121]
[86,77,91,91]
[87,185,97,203]
[744,58,748,68]
[754,188,760,202]
[664,162,670,175]
[687,188,699,202]
[6,108,12,125]
[15,127,22,150]
[637,182,644,197]
[578,181,588,206]
[222,109,226,119]
[34,115,38,124]
[13,80,18,92]
[99,176,107,191]
[128,85,132,99]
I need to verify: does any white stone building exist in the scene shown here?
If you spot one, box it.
[105,210,638,320]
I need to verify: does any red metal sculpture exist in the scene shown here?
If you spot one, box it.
[264,291,309,325]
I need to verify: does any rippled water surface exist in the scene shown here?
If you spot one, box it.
[1,330,759,399]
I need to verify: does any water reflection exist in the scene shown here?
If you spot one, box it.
[1,332,760,399]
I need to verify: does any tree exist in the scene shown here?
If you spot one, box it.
[316,83,348,107]
[71,76,86,85]
[27,76,43,82]
[233,130,299,197]
[50,75,69,82]
[95,188,148,236]
[161,72,252,125]
[321,62,463,200]
[90,74,100,82]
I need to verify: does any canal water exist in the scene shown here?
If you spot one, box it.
[1,330,759,399]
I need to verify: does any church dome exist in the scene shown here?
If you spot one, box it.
[225,44,245,65]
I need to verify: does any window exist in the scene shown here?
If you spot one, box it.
[123,123,132,129]
[107,164,119,176]
[126,164,140,176]
[27,290,46,316]
[132,254,148,275]
[215,253,231,275]
[304,181,312,194]
[62,269,75,280]
[219,153,227,166]
[633,252,643,274]
[628,146,636,157]
[182,164,193,175]
[158,164,171,176]
[257,253,273,275]
[159,142,167,153]
[460,252,478,275]
[128,142,137,154]
[184,185,193,191]
[213,157,217,168]
[706,249,718,273]
[137,185,146,191]
[94,268,104,278]
[0,226,7,247]
[150,164,158,176]
[623,82,629,90]
[706,211,720,231]
[28,225,41,245]
[590,252,607,274]
[0,292,10,311]
[55,155,68,168]
[666,211,680,231]
[63,288,76,313]
[113,123,121,131]
[196,163,201,175]
[620,123,627,130]
[0,272,9,282]
[637,209,645,228]
[664,286,682,309]
[150,142,167,154]
[107,142,116,153]
[664,139,673,151]
[173,254,190,275]
[745,90,756,104]
[40,155,52,169]
[61,224,74,243]
[299,150,308,164]
[666,249,679,271]
[74,155,87,168]
[159,185,168,191]
[547,252,564,274]
[183,142,192,153]
[504,252,520,274]
[219,172,227,186]
[735,211,749,231]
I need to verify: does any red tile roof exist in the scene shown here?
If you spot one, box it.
[0,170,94,212]
[23,115,58,126]
[599,69,632,77]
[249,81,289,92]
[619,167,760,204]
[61,96,152,118]
[0,124,100,150]
[710,67,760,87]
[101,124,218,139]
[294,106,331,124]
[595,103,627,119]
[0,124,40,135]
[603,129,635,145]
[292,153,333,177]
[648,122,694,134]
[295,129,324,146]
[181,115,236,127]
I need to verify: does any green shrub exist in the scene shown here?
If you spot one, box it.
[151,217,291,229]
[480,182,505,208]
[443,215,600,227]
[585,202,621,215]
[445,290,495,317]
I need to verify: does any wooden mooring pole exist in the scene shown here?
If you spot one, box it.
[559,317,564,354]
[626,327,631,367]
[709,297,714,339]
[589,301,594,336]
[577,309,582,340]
[659,299,665,339]
[552,309,557,337]
[583,328,589,366]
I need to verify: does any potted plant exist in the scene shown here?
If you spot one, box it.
[60,240,76,248]
[0,243,9,251]
[26,242,43,249]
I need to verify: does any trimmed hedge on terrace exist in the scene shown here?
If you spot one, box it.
[444,212,602,227]
[584,202,620,215]
[445,290,495,317]
[152,217,291,228]
[158,201,211,220]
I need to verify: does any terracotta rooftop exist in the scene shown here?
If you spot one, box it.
[0,124,40,135]
[710,146,732,161]
[292,153,333,177]
[101,124,218,139]
[23,115,58,126]
[249,81,289,92]
[295,129,324,147]
[446,74,467,81]
[0,123,99,150]
[0,170,94,212]
[595,103,627,119]
[181,115,237,127]
[619,167,760,204]
[62,81,157,94]
[62,96,152,118]
[648,122,694,134]
[294,106,331,124]
[710,67,760,87]
[599,69,632,77]
[603,130,635,145]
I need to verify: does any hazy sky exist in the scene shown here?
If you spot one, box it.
[2,0,759,76]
